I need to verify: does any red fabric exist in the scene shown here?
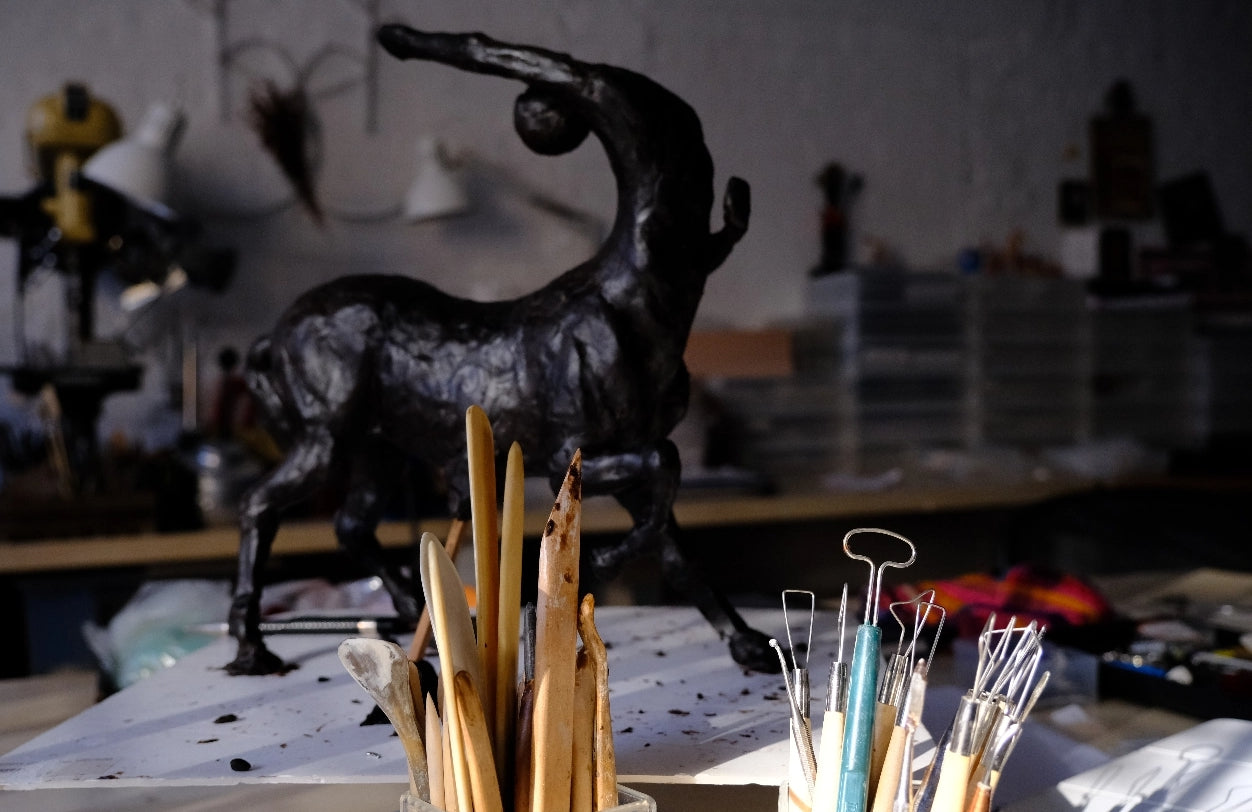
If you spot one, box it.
[883,564,1113,638]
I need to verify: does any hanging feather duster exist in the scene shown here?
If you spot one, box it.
[248,80,324,225]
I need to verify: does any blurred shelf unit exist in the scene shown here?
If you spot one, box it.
[706,270,1238,482]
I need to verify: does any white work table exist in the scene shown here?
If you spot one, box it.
[0,606,934,809]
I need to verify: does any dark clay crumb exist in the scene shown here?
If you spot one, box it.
[317,676,331,682]
[619,726,634,734]
[654,650,666,657]
[196,738,219,744]
[696,692,705,700]
[668,709,690,716]
[214,713,238,724]
[98,774,119,780]
[230,758,252,772]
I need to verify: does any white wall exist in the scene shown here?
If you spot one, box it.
[2,1,1250,443]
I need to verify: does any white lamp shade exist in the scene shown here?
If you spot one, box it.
[83,102,184,215]
[403,137,470,223]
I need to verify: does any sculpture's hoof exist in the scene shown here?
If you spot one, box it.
[390,590,421,624]
[225,641,289,676]
[729,628,782,673]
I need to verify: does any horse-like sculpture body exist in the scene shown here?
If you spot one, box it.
[226,25,776,675]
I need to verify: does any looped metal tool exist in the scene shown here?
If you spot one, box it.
[836,528,916,812]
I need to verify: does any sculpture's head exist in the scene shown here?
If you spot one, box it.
[513,86,590,155]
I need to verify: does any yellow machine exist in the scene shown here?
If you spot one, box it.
[25,83,122,244]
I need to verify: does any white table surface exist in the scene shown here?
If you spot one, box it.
[1004,717,1252,811]
[0,605,933,794]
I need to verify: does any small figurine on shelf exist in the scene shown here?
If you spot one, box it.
[812,162,863,276]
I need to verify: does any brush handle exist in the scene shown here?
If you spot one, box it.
[836,624,881,812]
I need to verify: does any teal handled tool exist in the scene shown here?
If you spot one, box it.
[835,528,916,812]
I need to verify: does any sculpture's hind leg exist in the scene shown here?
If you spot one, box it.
[227,429,335,675]
[334,440,422,622]
[580,441,779,673]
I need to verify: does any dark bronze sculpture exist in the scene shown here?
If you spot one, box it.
[227,25,778,675]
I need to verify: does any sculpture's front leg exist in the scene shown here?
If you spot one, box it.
[226,433,335,675]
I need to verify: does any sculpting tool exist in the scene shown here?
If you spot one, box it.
[454,670,505,812]
[409,518,468,661]
[870,658,927,812]
[771,638,817,806]
[495,440,525,792]
[466,404,500,734]
[531,452,583,812]
[425,693,446,810]
[337,638,430,800]
[577,594,617,811]
[836,528,916,812]
[421,532,481,812]
[868,593,942,800]
[811,583,849,811]
[782,589,817,810]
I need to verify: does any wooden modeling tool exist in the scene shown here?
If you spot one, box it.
[425,693,445,811]
[571,650,596,812]
[337,638,430,800]
[454,670,505,812]
[835,528,915,812]
[531,451,583,812]
[577,593,617,811]
[466,404,500,733]
[421,531,482,812]
[410,518,467,661]
[495,441,525,786]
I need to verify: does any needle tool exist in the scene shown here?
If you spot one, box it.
[812,583,850,811]
[835,528,916,812]
[781,589,817,810]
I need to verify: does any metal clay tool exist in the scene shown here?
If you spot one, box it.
[835,528,916,812]
[782,589,818,810]
[868,594,944,805]
[812,583,850,811]
[772,637,819,804]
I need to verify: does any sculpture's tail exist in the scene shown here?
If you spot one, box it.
[705,176,751,272]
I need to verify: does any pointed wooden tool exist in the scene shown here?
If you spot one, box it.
[454,670,505,812]
[466,404,500,733]
[530,450,582,812]
[495,441,526,796]
[421,532,481,812]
